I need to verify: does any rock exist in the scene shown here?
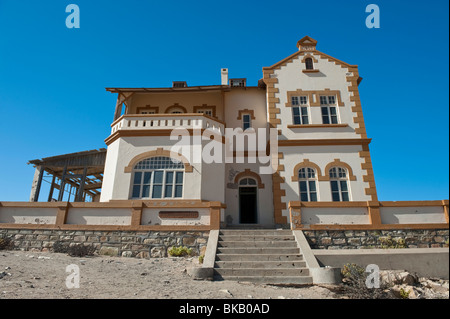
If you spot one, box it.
[187,267,213,280]
[0,272,7,279]
[220,289,233,296]
[38,256,51,260]
[121,251,133,258]
[150,247,166,258]
[398,272,416,285]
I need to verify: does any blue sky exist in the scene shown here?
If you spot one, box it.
[0,0,448,201]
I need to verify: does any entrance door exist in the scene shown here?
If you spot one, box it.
[239,178,258,224]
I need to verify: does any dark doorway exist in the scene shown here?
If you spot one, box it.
[239,186,257,224]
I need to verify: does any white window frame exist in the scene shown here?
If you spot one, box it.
[131,157,184,199]
[329,167,350,202]
[291,96,309,125]
[320,95,339,124]
[298,168,318,202]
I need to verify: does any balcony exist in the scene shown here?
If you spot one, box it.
[110,114,225,136]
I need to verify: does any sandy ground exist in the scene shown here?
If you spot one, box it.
[0,250,337,299]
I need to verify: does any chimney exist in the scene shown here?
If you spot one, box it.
[221,68,228,85]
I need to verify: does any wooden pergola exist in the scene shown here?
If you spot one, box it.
[28,149,106,202]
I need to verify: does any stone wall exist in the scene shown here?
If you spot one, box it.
[0,228,209,258]
[303,229,449,249]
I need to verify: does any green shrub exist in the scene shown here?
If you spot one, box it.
[399,288,411,299]
[379,236,407,249]
[168,246,193,257]
[198,255,204,264]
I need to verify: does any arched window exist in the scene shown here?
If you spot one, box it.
[131,156,184,199]
[329,167,350,202]
[305,57,314,70]
[298,168,317,201]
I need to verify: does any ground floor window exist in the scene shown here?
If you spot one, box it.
[131,156,184,199]
[298,167,318,201]
[329,167,349,201]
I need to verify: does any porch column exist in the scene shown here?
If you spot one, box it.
[29,166,44,202]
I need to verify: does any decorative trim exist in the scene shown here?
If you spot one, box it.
[285,89,345,107]
[278,138,371,147]
[105,128,225,146]
[236,109,256,120]
[234,169,265,189]
[159,211,199,219]
[124,148,193,173]
[301,53,318,63]
[288,124,348,129]
[291,159,324,182]
[165,103,188,114]
[322,159,357,181]
[302,69,320,73]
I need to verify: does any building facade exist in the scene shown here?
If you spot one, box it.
[95,36,377,227]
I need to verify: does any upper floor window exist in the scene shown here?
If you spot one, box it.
[329,167,349,202]
[197,109,213,117]
[131,156,184,199]
[291,96,309,125]
[305,58,314,70]
[242,114,252,130]
[320,95,338,124]
[298,168,317,201]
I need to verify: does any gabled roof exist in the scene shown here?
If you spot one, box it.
[263,35,358,71]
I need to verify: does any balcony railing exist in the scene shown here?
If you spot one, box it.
[111,114,225,135]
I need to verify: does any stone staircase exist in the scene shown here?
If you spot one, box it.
[214,229,313,285]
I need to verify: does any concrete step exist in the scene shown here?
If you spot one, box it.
[215,275,313,285]
[214,261,307,269]
[218,235,295,242]
[217,240,298,248]
[216,247,300,255]
[214,267,310,277]
[220,230,293,236]
[215,254,304,262]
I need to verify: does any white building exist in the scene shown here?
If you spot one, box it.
[96,36,377,227]
[30,36,378,229]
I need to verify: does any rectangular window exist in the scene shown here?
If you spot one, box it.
[164,171,174,198]
[321,106,338,124]
[197,109,213,116]
[299,180,317,202]
[292,96,309,125]
[242,114,251,130]
[331,181,340,201]
[152,171,163,199]
[174,172,183,198]
[330,180,349,201]
[292,107,309,125]
[132,172,142,198]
